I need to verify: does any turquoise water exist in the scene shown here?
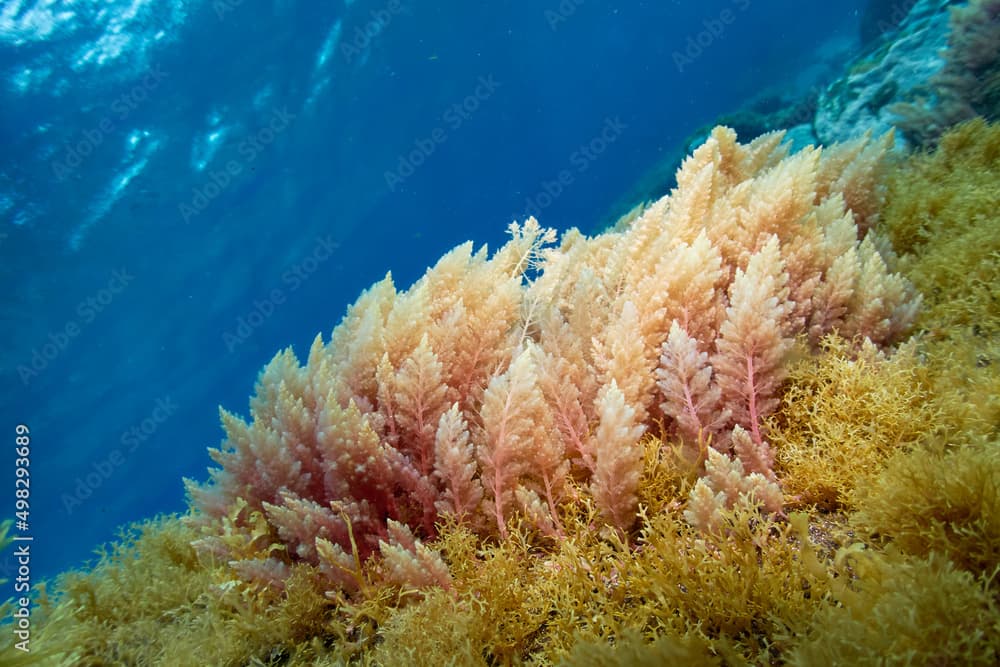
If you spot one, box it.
[0,0,866,579]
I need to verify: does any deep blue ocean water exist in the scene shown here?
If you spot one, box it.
[1,0,866,580]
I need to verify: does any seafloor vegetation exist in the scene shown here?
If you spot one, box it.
[3,120,999,666]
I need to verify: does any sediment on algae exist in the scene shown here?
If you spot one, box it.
[6,122,1000,666]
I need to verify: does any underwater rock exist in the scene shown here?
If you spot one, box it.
[859,0,921,47]
[683,90,821,156]
[815,0,952,146]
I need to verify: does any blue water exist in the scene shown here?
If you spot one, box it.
[1,0,866,580]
